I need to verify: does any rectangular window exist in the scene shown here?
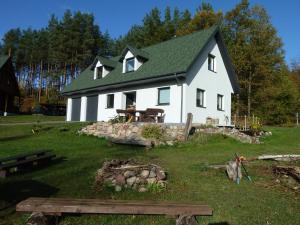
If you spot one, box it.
[217,94,224,111]
[158,87,170,105]
[208,54,216,72]
[96,66,103,79]
[125,58,135,72]
[196,89,205,107]
[106,94,114,108]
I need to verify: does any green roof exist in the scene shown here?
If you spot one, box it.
[63,26,236,94]
[119,45,150,61]
[92,56,117,69]
[0,55,9,70]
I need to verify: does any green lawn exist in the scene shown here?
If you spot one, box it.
[0,122,299,225]
[0,115,65,124]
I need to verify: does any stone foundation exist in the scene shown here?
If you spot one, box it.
[95,159,167,192]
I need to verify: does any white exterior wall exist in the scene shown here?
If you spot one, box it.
[66,98,72,121]
[185,37,233,125]
[80,96,87,121]
[96,83,182,123]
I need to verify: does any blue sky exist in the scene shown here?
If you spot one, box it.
[0,0,299,64]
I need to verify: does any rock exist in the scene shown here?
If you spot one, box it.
[26,212,49,225]
[124,170,135,178]
[138,186,148,192]
[147,177,157,184]
[176,215,198,225]
[148,170,156,178]
[166,141,174,146]
[115,185,122,192]
[157,170,166,180]
[126,176,137,186]
[140,170,150,178]
[115,174,126,185]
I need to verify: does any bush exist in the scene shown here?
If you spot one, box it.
[141,124,164,140]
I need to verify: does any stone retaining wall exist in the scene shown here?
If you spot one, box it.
[80,122,263,145]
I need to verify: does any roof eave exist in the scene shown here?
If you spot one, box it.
[62,72,186,96]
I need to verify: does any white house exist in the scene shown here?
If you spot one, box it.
[62,26,240,125]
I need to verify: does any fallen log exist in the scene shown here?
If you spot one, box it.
[258,155,300,161]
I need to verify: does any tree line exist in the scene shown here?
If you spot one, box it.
[0,0,299,124]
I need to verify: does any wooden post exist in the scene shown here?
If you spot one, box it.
[4,94,8,116]
[244,115,247,131]
[252,114,255,125]
[296,112,299,127]
[184,113,193,141]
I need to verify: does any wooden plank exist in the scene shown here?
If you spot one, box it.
[184,113,193,141]
[16,198,213,216]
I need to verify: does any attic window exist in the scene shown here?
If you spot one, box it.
[208,54,216,72]
[96,66,103,79]
[125,58,135,72]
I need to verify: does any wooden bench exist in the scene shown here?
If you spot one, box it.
[16,197,213,225]
[0,150,56,178]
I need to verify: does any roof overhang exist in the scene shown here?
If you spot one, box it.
[62,72,185,96]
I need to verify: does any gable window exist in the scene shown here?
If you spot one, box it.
[125,58,135,72]
[217,94,224,111]
[106,94,114,108]
[96,66,103,79]
[158,87,170,105]
[208,54,216,72]
[196,89,205,107]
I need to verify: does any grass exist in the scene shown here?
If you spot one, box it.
[0,115,65,124]
[0,122,299,225]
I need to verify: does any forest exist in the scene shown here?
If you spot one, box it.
[0,0,299,124]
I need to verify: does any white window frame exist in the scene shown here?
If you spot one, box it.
[208,54,216,72]
[125,57,135,73]
[157,87,170,105]
[96,66,103,79]
[217,94,224,111]
[196,89,205,108]
[106,94,114,109]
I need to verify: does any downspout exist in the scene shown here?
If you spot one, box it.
[174,73,184,123]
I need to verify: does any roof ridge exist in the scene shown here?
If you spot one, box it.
[108,25,218,61]
[141,25,219,51]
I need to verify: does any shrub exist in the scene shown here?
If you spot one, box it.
[109,115,126,124]
[141,125,164,140]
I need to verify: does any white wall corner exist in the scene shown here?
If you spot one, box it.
[80,96,87,121]
[97,94,101,121]
[66,98,72,121]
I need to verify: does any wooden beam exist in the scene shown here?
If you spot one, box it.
[16,198,213,216]
[184,113,193,141]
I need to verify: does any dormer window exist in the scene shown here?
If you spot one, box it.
[96,66,103,79]
[125,58,135,72]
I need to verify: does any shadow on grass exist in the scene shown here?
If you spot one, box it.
[2,156,66,179]
[0,134,32,142]
[0,179,59,212]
